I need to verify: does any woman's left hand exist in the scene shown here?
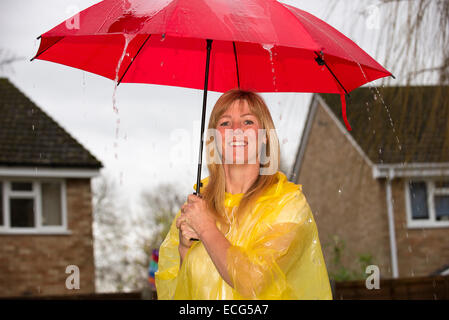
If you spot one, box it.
[179,194,216,239]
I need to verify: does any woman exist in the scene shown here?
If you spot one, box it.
[155,89,332,300]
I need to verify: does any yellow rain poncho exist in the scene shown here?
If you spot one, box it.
[155,171,332,300]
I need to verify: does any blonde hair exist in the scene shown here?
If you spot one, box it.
[202,89,280,228]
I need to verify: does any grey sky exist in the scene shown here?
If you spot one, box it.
[0,0,389,210]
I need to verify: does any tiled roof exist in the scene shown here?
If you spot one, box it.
[0,78,102,169]
[319,85,449,164]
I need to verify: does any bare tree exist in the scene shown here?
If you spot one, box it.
[92,172,132,292]
[323,0,449,85]
[125,183,185,292]
[0,48,25,74]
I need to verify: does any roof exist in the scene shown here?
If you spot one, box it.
[318,85,449,165]
[0,78,103,169]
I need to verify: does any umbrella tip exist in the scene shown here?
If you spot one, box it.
[390,74,396,80]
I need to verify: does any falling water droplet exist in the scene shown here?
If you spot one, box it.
[338,189,342,194]
[408,245,412,253]
[262,44,276,88]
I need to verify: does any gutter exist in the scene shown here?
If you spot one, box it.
[373,163,449,179]
[386,173,399,278]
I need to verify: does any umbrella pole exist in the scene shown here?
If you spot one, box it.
[190,39,212,242]
[195,39,213,196]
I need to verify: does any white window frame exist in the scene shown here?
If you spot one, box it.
[405,178,449,229]
[0,178,70,234]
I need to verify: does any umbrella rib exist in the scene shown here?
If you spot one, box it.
[30,37,64,62]
[117,34,152,86]
[233,42,240,89]
[314,51,349,97]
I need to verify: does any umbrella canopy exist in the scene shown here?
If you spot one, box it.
[33,0,391,96]
[32,0,393,195]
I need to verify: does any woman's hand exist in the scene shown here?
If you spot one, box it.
[179,194,216,240]
[176,215,198,248]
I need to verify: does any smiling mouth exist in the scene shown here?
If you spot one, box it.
[229,141,248,147]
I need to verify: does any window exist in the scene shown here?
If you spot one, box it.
[405,179,449,228]
[0,179,68,234]
[9,181,36,228]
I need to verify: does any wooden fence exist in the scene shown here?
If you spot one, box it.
[332,275,449,300]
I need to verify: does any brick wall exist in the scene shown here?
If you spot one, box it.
[390,178,449,277]
[295,101,393,279]
[0,178,96,297]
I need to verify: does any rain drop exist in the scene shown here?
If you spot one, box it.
[408,245,412,253]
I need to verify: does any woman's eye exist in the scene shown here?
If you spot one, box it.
[219,121,230,127]
[244,120,254,125]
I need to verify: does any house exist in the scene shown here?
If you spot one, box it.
[0,78,103,297]
[290,85,449,279]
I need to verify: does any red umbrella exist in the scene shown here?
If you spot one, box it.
[31,0,393,195]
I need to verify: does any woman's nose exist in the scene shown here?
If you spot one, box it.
[232,125,244,134]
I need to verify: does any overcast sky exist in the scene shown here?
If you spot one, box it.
[0,0,389,211]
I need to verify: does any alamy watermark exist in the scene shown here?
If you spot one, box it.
[169,126,282,175]
[65,5,80,30]
[365,4,381,30]
[365,265,380,290]
[65,265,80,290]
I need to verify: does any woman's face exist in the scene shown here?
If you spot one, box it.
[216,99,264,165]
